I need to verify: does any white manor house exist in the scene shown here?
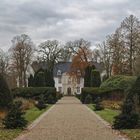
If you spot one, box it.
[53,62,84,95]
[11,61,104,95]
[32,61,103,95]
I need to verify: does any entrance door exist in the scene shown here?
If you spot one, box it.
[67,87,71,96]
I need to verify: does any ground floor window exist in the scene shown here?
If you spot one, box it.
[77,87,80,93]
[58,87,62,93]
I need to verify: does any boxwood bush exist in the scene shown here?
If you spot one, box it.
[0,74,13,109]
[12,87,57,102]
[100,75,136,91]
[81,87,124,104]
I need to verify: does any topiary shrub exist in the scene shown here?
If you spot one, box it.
[28,74,34,87]
[45,69,55,87]
[35,95,46,110]
[0,74,13,109]
[3,101,27,129]
[94,97,104,111]
[100,75,136,91]
[84,65,96,87]
[56,92,63,100]
[33,69,46,87]
[113,75,140,129]
[113,99,139,129]
[91,69,101,87]
[47,94,55,104]
[84,94,92,104]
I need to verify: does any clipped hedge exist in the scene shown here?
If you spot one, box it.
[12,87,56,101]
[100,75,136,91]
[81,87,124,104]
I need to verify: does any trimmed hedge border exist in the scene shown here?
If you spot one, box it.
[12,87,57,101]
[81,87,124,104]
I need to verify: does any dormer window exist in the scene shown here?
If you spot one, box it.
[77,70,81,76]
[77,77,80,84]
[57,70,61,76]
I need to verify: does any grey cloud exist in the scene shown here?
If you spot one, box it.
[0,0,140,51]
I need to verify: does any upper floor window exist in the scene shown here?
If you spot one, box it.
[68,78,71,84]
[77,77,80,84]
[77,87,80,93]
[77,70,81,76]
[57,70,61,76]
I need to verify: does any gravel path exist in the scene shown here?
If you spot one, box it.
[16,97,127,140]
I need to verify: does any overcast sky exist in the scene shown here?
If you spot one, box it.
[0,0,140,51]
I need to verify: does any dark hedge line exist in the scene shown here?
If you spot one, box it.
[0,74,13,109]
[12,87,57,101]
[80,87,124,104]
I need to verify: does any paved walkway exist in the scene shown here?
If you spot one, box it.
[16,97,127,140]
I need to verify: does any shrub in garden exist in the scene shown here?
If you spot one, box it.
[84,94,92,104]
[15,98,34,110]
[102,100,121,110]
[113,99,139,129]
[0,74,13,109]
[56,92,63,100]
[80,87,123,104]
[12,87,56,101]
[84,65,95,87]
[113,75,140,129]
[47,94,55,104]
[45,69,55,87]
[33,69,46,87]
[90,69,101,87]
[102,74,108,82]
[28,74,34,87]
[75,93,81,100]
[3,101,27,129]
[100,75,136,91]
[35,95,46,110]
[94,97,104,111]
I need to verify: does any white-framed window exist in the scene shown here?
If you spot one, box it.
[77,87,80,93]
[57,70,61,76]
[58,77,62,83]
[58,87,62,93]
[77,77,80,84]
[68,78,71,84]
[77,70,81,76]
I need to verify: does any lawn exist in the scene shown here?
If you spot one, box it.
[24,105,51,123]
[87,104,120,124]
[0,105,52,140]
[87,104,140,140]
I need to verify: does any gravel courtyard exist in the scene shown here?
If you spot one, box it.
[16,97,127,140]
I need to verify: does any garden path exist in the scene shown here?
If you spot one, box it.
[16,97,127,140]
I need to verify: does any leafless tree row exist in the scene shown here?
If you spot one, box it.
[1,15,140,88]
[97,15,140,77]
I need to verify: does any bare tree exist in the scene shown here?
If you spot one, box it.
[92,49,101,63]
[98,40,113,78]
[66,39,92,63]
[107,28,126,74]
[0,49,9,76]
[38,40,63,71]
[11,34,34,87]
[121,15,140,75]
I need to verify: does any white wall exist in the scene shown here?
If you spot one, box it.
[54,73,84,95]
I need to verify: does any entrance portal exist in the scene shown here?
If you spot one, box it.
[67,87,71,96]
